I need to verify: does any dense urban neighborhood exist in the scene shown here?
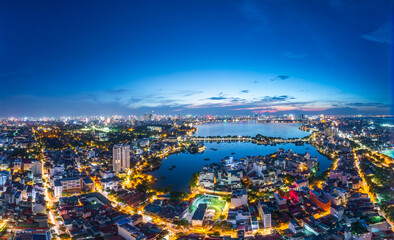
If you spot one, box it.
[0,115,392,240]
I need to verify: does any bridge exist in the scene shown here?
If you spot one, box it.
[190,136,310,143]
[257,119,307,123]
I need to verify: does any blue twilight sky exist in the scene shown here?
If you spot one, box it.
[0,0,393,117]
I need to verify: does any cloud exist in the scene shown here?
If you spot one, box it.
[195,94,297,109]
[182,90,203,97]
[282,52,308,59]
[0,93,390,117]
[107,89,205,109]
[205,92,231,101]
[261,95,294,102]
[271,75,290,81]
[240,90,249,94]
[230,98,247,103]
[361,24,392,44]
[231,100,316,111]
[204,95,247,103]
[206,96,228,100]
[346,102,390,108]
[203,94,294,106]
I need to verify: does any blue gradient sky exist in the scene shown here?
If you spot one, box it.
[0,0,392,117]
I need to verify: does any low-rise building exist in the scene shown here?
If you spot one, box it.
[116,218,147,240]
[231,189,247,208]
[53,177,82,197]
[191,203,207,227]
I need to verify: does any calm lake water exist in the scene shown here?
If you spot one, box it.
[149,122,330,191]
[151,142,331,191]
[195,121,310,139]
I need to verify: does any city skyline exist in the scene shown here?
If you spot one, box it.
[1,0,393,117]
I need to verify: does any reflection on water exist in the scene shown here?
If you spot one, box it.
[195,121,309,139]
[150,142,331,192]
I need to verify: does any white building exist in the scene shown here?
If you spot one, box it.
[262,207,271,228]
[330,205,345,221]
[274,192,287,206]
[113,144,130,173]
[138,139,150,147]
[117,218,146,240]
[224,156,234,166]
[250,215,259,230]
[289,219,302,234]
[31,161,42,176]
[51,165,64,176]
[0,170,10,189]
[227,208,251,225]
[100,176,121,192]
[88,150,96,159]
[257,202,272,229]
[53,180,62,198]
[33,201,46,214]
[294,179,308,191]
[227,171,241,185]
[252,162,265,177]
[147,126,162,132]
[199,170,215,189]
[53,177,82,197]
[230,189,247,208]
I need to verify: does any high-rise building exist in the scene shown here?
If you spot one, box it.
[262,207,271,228]
[113,144,130,173]
[31,161,42,176]
[0,170,10,188]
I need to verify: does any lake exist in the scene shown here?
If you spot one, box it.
[195,121,309,139]
[150,142,331,191]
[150,122,331,191]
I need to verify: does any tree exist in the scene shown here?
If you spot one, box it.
[44,162,52,170]
[174,218,189,227]
[175,232,187,238]
[284,174,296,184]
[213,221,233,232]
[136,182,149,193]
[59,226,66,232]
[115,196,124,203]
[189,172,199,188]
[59,233,70,239]
[170,191,187,201]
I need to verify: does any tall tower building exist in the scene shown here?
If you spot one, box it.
[31,161,42,176]
[113,144,130,173]
[262,207,271,228]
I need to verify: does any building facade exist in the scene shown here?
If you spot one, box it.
[113,144,130,173]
